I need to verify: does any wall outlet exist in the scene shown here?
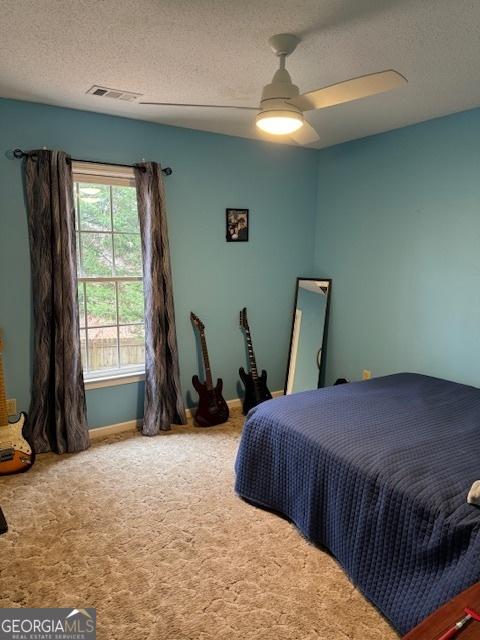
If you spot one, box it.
[6,398,16,416]
[362,370,372,380]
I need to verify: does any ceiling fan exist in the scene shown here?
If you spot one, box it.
[141,33,407,146]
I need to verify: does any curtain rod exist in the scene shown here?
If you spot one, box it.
[12,149,173,176]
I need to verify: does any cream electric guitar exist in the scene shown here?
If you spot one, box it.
[0,332,34,476]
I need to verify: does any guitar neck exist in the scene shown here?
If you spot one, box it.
[199,332,214,389]
[0,354,9,427]
[244,328,259,381]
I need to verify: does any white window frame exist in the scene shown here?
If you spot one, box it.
[73,162,145,389]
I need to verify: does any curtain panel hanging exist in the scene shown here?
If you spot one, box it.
[25,150,89,454]
[134,162,186,434]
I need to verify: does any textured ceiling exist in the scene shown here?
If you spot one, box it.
[1,0,480,149]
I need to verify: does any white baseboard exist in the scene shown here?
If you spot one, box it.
[89,390,284,440]
[89,418,142,440]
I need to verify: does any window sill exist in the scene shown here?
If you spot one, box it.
[84,371,145,390]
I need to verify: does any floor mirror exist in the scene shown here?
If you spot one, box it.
[285,278,331,394]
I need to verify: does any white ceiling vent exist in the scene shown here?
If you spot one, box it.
[86,85,142,102]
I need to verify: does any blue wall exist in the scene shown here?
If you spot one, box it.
[314,107,480,387]
[5,97,478,426]
[0,98,318,427]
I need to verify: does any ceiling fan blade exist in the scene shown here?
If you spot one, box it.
[289,121,320,145]
[291,70,407,112]
[140,101,258,110]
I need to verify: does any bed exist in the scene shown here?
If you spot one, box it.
[234,373,480,634]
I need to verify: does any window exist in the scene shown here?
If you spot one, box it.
[73,162,144,383]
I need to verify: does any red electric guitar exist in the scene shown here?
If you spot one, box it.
[191,313,229,427]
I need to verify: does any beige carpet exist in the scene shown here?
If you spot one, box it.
[0,409,399,640]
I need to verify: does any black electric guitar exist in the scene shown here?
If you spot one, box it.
[239,307,272,414]
[0,330,35,476]
[0,506,7,535]
[191,313,229,427]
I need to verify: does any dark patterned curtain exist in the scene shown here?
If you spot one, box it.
[134,162,186,434]
[25,150,89,454]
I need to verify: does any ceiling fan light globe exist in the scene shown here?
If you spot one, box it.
[256,111,303,135]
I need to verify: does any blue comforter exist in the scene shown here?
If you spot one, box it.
[235,373,480,634]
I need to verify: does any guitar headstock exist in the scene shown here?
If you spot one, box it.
[190,312,205,333]
[239,307,249,332]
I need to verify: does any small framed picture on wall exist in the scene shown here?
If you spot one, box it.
[226,208,249,242]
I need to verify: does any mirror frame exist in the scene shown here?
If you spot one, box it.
[284,277,332,395]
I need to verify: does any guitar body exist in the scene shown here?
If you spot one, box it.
[0,412,35,476]
[239,367,272,415]
[192,375,230,427]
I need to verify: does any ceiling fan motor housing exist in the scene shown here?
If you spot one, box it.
[259,68,302,116]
